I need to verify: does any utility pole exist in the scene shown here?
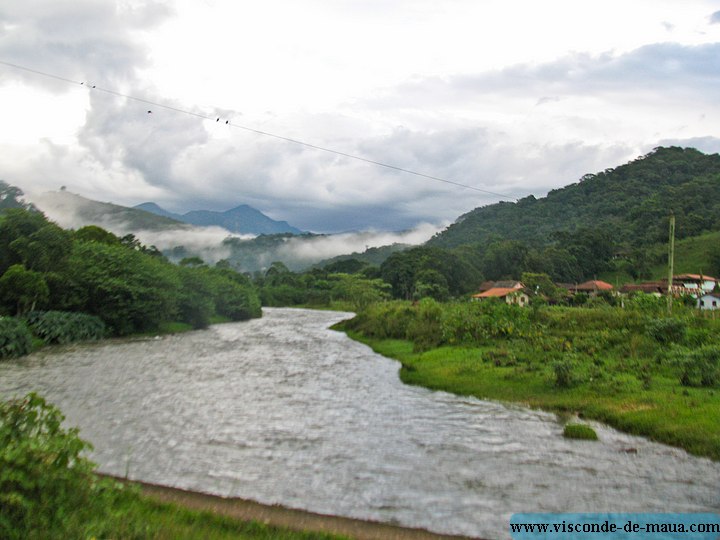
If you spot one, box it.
[667,212,675,314]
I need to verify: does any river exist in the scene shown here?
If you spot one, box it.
[0,308,718,539]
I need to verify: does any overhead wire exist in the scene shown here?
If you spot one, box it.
[0,59,515,200]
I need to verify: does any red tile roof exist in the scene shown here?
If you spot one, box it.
[674,274,717,281]
[574,280,614,291]
[473,287,526,298]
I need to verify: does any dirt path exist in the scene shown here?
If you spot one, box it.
[106,475,482,540]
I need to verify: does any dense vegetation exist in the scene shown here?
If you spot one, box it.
[430,147,720,248]
[0,393,342,539]
[419,146,720,283]
[340,297,720,459]
[0,197,261,359]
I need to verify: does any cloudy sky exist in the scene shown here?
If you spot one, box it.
[1,0,719,233]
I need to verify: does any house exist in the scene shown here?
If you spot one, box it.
[476,280,497,293]
[477,280,523,293]
[620,281,665,296]
[472,286,530,307]
[560,280,614,296]
[673,274,717,294]
[697,292,720,311]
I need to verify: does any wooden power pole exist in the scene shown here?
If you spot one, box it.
[667,212,675,314]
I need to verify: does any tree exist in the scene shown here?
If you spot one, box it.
[74,225,121,245]
[203,268,261,321]
[65,242,179,335]
[520,272,563,302]
[413,269,450,301]
[179,256,206,267]
[0,209,51,274]
[0,181,34,211]
[175,267,214,329]
[0,265,49,315]
[481,240,529,281]
[323,258,369,274]
[331,273,391,311]
[9,224,73,272]
[380,246,481,300]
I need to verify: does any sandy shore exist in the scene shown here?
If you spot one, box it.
[102,474,482,540]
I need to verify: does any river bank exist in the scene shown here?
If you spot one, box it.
[2,308,718,539]
[337,300,720,461]
[105,475,477,540]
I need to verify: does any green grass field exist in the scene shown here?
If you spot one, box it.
[352,335,720,460]
[340,300,720,461]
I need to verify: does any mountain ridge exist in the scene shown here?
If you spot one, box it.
[135,202,303,236]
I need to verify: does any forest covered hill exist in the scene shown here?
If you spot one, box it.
[428,147,720,250]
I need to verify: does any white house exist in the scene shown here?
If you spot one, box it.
[472,286,530,307]
[674,274,717,294]
[697,293,720,311]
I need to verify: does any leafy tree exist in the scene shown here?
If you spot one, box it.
[64,242,180,335]
[0,265,49,315]
[0,181,34,211]
[9,223,73,272]
[481,240,529,281]
[0,209,50,274]
[413,269,450,301]
[204,268,261,320]
[179,256,206,267]
[175,266,214,329]
[323,258,369,274]
[74,225,121,245]
[380,251,417,299]
[331,273,391,311]
[264,261,293,283]
[521,272,563,302]
[380,246,481,300]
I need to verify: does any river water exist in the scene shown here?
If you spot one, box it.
[0,308,718,538]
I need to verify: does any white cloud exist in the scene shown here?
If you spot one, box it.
[1,0,719,234]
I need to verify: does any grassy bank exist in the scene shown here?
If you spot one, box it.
[72,486,346,540]
[339,299,720,461]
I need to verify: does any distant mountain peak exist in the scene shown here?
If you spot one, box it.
[135,202,303,236]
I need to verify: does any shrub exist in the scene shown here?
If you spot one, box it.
[646,318,687,344]
[0,393,97,538]
[678,346,720,388]
[0,317,33,359]
[563,423,598,440]
[24,311,106,344]
[553,355,576,388]
[406,298,443,350]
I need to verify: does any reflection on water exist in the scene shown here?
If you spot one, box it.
[0,308,718,538]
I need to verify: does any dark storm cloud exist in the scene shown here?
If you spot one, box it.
[0,0,172,89]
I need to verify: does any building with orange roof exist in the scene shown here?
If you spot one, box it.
[472,286,529,307]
